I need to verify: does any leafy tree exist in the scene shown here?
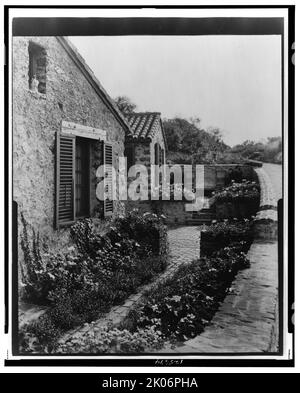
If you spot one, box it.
[163,118,229,164]
[114,96,137,115]
[231,137,282,163]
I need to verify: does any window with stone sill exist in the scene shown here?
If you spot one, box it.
[28,42,47,94]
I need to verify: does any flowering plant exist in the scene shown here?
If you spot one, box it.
[214,180,259,203]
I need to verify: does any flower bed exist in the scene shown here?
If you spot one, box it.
[123,243,250,343]
[19,214,255,354]
[54,325,163,354]
[200,219,253,256]
[39,241,251,354]
[19,211,168,353]
[213,180,260,219]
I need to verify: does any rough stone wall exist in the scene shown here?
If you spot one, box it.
[126,199,190,225]
[13,37,126,257]
[150,122,166,165]
[128,122,166,201]
[158,201,188,225]
[134,142,151,168]
[130,121,166,168]
[132,124,165,172]
[204,164,255,192]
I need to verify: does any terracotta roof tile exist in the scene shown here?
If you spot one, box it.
[126,112,161,140]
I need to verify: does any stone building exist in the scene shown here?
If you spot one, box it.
[13,36,132,256]
[125,112,167,171]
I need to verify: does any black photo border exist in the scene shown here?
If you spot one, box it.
[4,4,295,368]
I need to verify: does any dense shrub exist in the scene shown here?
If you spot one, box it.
[113,209,168,256]
[19,316,61,353]
[20,322,163,354]
[201,219,253,256]
[21,212,168,304]
[19,212,168,352]
[20,213,52,303]
[213,180,260,203]
[56,325,163,354]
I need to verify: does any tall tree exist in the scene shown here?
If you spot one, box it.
[114,96,137,115]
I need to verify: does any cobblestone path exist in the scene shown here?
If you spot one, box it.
[168,226,200,264]
[263,163,282,201]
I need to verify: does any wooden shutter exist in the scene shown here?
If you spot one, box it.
[103,142,114,217]
[55,132,76,228]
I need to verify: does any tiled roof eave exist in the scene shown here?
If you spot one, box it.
[125,112,162,140]
[126,134,152,143]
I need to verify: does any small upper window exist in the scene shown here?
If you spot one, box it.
[154,143,160,165]
[28,42,46,94]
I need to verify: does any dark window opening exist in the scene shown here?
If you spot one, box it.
[124,143,135,171]
[75,138,90,218]
[154,143,160,165]
[160,148,165,165]
[28,42,47,94]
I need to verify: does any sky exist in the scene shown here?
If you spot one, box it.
[69,35,282,146]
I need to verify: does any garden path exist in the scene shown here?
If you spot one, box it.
[263,163,282,201]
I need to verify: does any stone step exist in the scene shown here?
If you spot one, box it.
[197,208,213,213]
[188,215,213,219]
[192,210,214,220]
[186,218,213,225]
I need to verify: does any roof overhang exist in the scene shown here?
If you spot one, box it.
[56,37,133,137]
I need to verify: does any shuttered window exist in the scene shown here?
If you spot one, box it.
[56,131,113,227]
[55,133,76,228]
[103,142,114,217]
[75,137,90,218]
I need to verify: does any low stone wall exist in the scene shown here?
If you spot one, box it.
[127,164,257,225]
[155,201,190,225]
[253,167,278,241]
[215,200,259,220]
[126,199,191,225]
[204,164,256,191]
